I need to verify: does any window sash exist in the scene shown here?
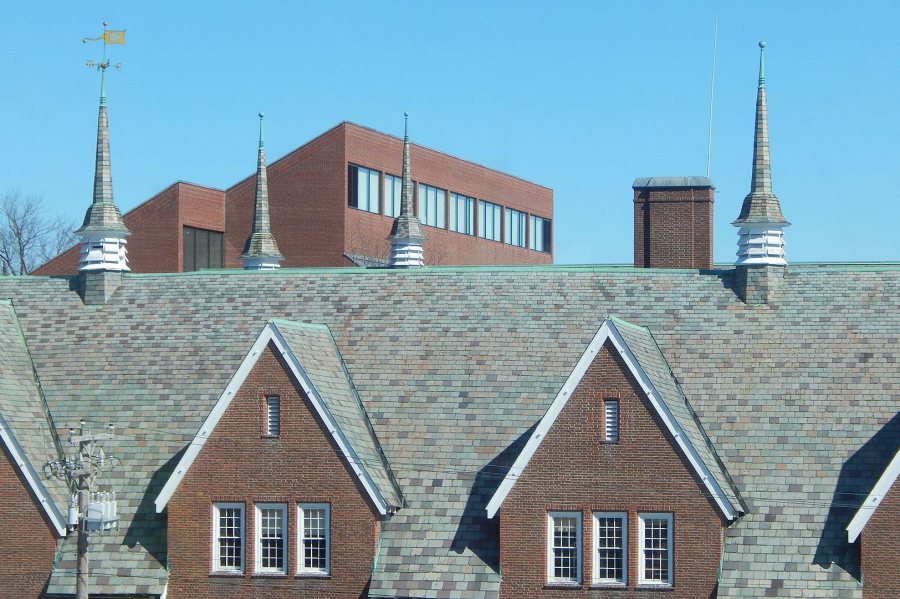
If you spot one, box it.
[592,512,627,585]
[417,183,446,228]
[266,396,280,436]
[255,504,286,574]
[349,164,380,213]
[450,193,475,235]
[298,503,330,575]
[478,201,502,241]
[505,208,526,247]
[213,503,244,573]
[547,511,581,584]
[529,215,551,252]
[639,513,673,585]
[384,174,402,217]
[604,399,619,442]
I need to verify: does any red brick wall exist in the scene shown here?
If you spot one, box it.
[861,478,900,598]
[167,342,380,598]
[498,342,723,598]
[224,127,348,268]
[343,123,553,265]
[177,182,227,269]
[633,187,713,269]
[0,444,58,596]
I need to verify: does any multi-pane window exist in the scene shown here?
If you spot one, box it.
[547,512,581,584]
[604,399,619,442]
[298,504,330,575]
[529,215,552,252]
[348,164,380,213]
[384,174,402,217]
[183,226,224,271]
[418,183,446,228]
[639,513,673,585]
[505,208,526,247]
[478,200,502,241]
[266,396,280,437]
[213,503,244,573]
[450,193,475,235]
[255,504,286,574]
[593,512,627,585]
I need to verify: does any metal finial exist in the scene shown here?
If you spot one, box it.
[258,113,265,148]
[403,112,409,141]
[758,41,766,87]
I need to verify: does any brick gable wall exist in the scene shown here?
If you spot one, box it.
[861,479,899,598]
[498,342,724,598]
[0,443,58,596]
[166,342,380,598]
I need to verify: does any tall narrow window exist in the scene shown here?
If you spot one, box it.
[183,226,224,271]
[384,174,402,217]
[449,193,475,235]
[593,512,627,585]
[639,513,673,586]
[213,503,244,573]
[505,208,526,247]
[547,512,581,584]
[298,503,330,575]
[255,504,286,574]
[348,164,380,213]
[529,215,552,252]
[266,396,280,437]
[417,183,446,228]
[478,200,502,241]
[604,399,619,442]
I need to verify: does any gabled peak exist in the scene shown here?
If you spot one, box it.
[388,113,425,268]
[240,113,284,270]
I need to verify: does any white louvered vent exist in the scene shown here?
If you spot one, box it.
[266,396,280,436]
[604,399,619,442]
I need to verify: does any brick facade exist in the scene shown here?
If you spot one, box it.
[166,342,380,598]
[0,444,58,597]
[35,122,552,275]
[498,342,724,598]
[633,183,713,269]
[861,480,899,599]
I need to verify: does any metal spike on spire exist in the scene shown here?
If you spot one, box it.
[240,113,284,270]
[734,41,789,267]
[388,112,425,267]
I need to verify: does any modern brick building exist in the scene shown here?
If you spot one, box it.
[0,43,897,599]
[34,121,553,276]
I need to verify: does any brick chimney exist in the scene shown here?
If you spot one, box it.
[633,176,714,269]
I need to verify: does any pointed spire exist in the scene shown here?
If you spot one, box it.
[733,41,789,267]
[76,63,130,272]
[388,113,425,267]
[240,113,284,270]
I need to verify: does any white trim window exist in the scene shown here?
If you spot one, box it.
[639,513,673,586]
[547,511,582,584]
[505,207,526,247]
[604,399,619,442]
[384,173,402,217]
[450,192,475,235]
[478,200,502,241]
[592,512,627,585]
[265,395,280,436]
[418,183,446,228]
[212,503,244,573]
[348,164,380,213]
[298,503,330,575]
[255,503,287,574]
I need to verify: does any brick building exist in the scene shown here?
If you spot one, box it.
[34,120,553,275]
[0,43,897,598]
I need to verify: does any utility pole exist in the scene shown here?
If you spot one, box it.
[45,420,118,599]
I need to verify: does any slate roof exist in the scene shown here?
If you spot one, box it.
[0,263,897,597]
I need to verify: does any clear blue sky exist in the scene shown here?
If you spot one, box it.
[2,1,898,264]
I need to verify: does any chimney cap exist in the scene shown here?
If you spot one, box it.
[632,176,715,190]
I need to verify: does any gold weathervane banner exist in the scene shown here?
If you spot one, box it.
[103,30,126,45]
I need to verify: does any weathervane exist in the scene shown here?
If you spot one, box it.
[83,22,126,98]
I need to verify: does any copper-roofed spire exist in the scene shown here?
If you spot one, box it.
[388,113,425,267]
[733,41,789,267]
[76,62,131,272]
[240,113,284,270]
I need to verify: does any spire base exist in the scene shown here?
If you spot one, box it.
[77,233,130,272]
[389,238,424,268]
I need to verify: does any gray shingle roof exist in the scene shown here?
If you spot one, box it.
[0,263,896,597]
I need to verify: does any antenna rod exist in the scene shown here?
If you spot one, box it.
[706,14,718,178]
